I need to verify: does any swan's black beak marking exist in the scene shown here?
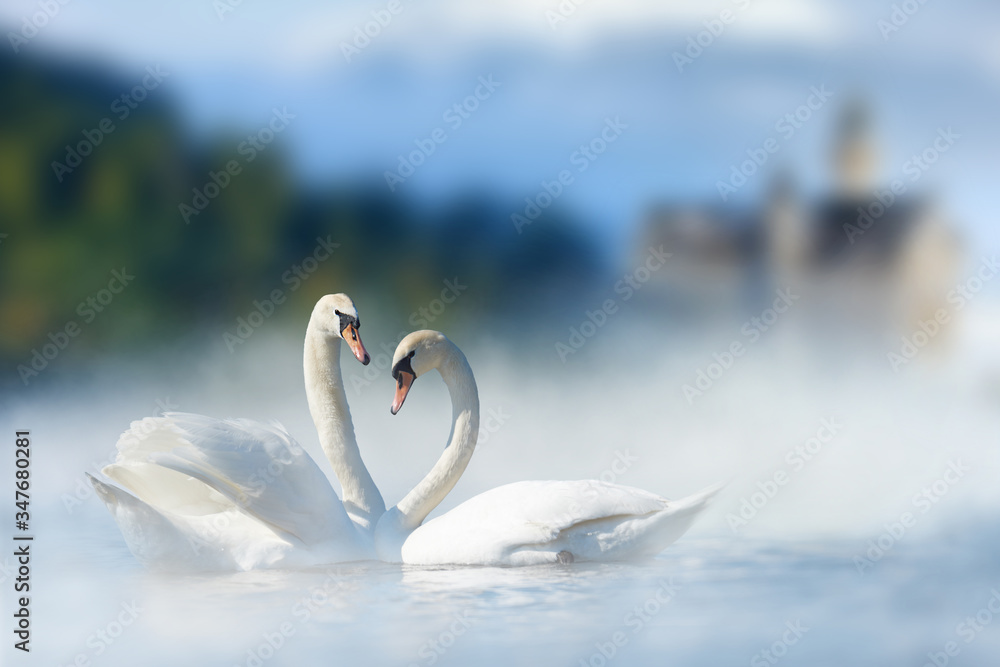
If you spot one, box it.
[336,310,369,365]
[390,351,416,415]
[391,371,414,415]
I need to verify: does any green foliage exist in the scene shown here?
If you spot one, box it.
[0,53,600,381]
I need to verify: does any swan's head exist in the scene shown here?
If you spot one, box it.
[312,294,370,365]
[389,330,450,414]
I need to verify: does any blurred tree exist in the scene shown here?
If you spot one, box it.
[0,52,602,390]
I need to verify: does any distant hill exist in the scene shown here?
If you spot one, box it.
[0,51,603,389]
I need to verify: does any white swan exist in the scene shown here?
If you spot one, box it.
[374,330,722,566]
[88,294,385,570]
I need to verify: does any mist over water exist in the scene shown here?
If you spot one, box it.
[3,1,1000,663]
[5,294,1000,666]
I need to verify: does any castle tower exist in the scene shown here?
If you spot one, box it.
[764,170,807,281]
[832,99,877,198]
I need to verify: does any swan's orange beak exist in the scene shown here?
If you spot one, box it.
[391,371,415,415]
[343,324,370,365]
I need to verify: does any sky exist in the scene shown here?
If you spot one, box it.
[3,0,998,256]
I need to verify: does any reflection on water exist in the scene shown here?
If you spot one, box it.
[5,303,1000,666]
[28,515,1000,667]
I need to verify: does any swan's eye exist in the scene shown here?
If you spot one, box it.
[334,310,359,337]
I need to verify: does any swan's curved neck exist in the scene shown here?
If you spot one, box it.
[304,323,385,530]
[395,343,479,531]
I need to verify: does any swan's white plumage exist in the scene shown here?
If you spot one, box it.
[88,473,289,571]
[96,413,370,570]
[90,293,381,571]
[103,416,232,516]
[143,412,354,544]
[398,480,722,566]
[375,330,723,566]
[92,309,720,570]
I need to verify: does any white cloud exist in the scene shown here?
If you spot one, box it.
[1,0,848,70]
[284,0,848,69]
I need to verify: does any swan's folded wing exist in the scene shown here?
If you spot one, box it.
[404,480,673,563]
[142,412,355,546]
[104,416,237,516]
[496,479,670,539]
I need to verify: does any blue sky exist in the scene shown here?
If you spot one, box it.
[4,0,998,255]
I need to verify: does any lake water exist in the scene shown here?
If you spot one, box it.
[4,305,1000,666]
[17,520,1000,667]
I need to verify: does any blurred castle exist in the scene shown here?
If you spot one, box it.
[639,101,962,334]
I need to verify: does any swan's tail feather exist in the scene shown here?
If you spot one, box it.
[628,481,725,558]
[559,481,725,562]
[515,481,725,563]
[87,474,235,571]
[668,480,726,513]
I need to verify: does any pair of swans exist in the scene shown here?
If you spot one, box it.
[90,294,721,569]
